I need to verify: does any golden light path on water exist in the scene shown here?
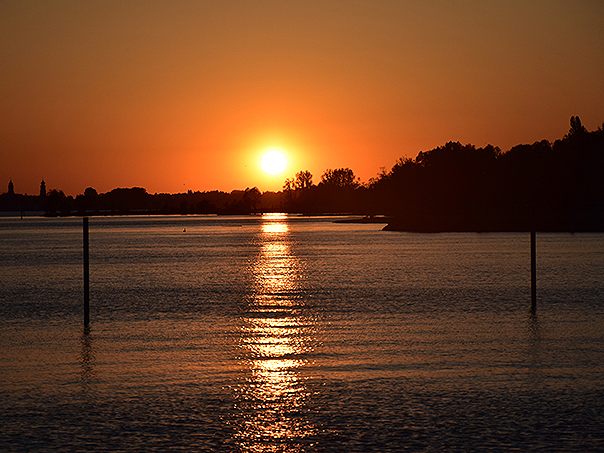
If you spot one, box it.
[236,213,317,451]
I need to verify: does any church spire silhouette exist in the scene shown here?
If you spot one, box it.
[40,179,46,200]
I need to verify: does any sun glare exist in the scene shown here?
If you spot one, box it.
[260,148,287,176]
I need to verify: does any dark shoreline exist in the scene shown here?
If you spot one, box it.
[334,215,393,224]
[3,211,603,233]
[382,221,604,233]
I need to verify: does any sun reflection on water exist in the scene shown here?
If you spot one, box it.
[235,214,316,451]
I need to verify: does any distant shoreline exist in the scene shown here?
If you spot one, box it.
[382,220,604,233]
[2,211,602,233]
[334,215,392,224]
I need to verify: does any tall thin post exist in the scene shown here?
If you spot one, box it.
[83,217,90,328]
[530,230,536,314]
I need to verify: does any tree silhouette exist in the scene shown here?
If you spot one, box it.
[294,170,313,190]
[283,178,294,192]
[568,115,587,137]
[243,187,261,213]
[320,168,359,189]
[84,187,98,198]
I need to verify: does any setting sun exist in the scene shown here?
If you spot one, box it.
[260,148,288,176]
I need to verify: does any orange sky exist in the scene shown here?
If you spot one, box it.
[1,1,603,195]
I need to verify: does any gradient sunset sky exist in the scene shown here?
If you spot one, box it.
[1,0,603,194]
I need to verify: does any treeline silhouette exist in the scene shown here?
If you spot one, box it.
[378,116,603,231]
[0,186,278,216]
[1,116,602,231]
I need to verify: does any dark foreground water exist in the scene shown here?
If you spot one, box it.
[1,215,603,451]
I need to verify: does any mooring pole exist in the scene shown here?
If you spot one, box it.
[83,217,90,328]
[530,230,536,314]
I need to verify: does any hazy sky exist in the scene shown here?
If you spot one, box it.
[1,0,603,194]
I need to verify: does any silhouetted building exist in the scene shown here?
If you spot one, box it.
[7,179,14,196]
[40,179,46,200]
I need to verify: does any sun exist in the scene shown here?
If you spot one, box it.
[260,148,288,176]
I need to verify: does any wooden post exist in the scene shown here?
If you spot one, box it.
[530,230,536,314]
[83,217,90,328]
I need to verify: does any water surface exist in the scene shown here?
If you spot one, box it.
[1,215,603,451]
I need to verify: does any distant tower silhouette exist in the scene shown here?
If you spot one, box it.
[39,179,46,200]
[8,179,14,196]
